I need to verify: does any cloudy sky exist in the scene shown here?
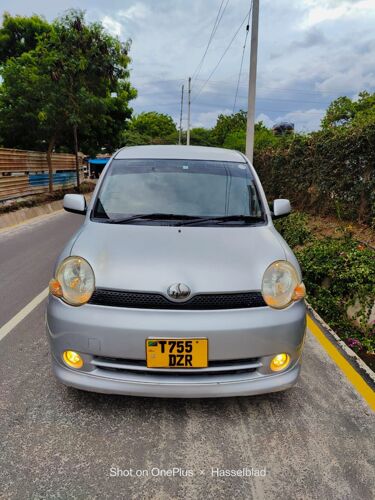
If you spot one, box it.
[2,0,375,131]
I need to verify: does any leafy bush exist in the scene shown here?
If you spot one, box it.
[296,237,375,356]
[254,123,375,225]
[274,212,311,248]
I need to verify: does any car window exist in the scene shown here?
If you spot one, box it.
[93,159,264,223]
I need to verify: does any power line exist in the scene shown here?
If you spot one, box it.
[191,0,224,82]
[191,0,229,85]
[191,7,252,103]
[233,2,252,112]
[134,101,325,115]
[188,89,331,106]
[131,74,359,97]
[135,81,340,107]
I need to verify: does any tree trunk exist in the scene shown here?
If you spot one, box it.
[73,124,80,193]
[47,136,55,194]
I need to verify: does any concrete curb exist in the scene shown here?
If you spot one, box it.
[0,199,65,230]
[0,192,93,231]
[307,302,375,391]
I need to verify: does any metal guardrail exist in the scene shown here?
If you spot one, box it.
[0,148,84,201]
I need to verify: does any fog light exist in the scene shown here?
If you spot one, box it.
[270,353,290,372]
[63,350,83,369]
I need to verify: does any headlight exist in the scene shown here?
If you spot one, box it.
[50,256,95,306]
[262,260,305,309]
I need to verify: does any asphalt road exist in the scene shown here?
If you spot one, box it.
[0,211,374,500]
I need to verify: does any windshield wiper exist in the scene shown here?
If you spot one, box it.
[176,215,265,226]
[105,213,199,224]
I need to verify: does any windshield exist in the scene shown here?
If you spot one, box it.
[92,159,265,225]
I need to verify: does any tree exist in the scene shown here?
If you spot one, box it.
[121,129,149,147]
[254,122,278,150]
[189,127,215,146]
[130,112,178,142]
[0,10,136,192]
[321,92,375,129]
[220,121,277,153]
[0,12,50,64]
[42,10,135,190]
[223,130,246,152]
[212,110,247,145]
[0,50,67,193]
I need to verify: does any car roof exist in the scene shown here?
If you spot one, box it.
[114,145,246,163]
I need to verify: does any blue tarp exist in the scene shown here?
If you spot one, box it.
[29,172,76,187]
[88,158,109,165]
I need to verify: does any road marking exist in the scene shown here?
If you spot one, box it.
[307,315,375,411]
[0,287,49,343]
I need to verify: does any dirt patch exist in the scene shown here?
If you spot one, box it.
[306,214,375,248]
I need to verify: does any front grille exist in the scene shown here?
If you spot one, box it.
[89,288,266,310]
[91,356,262,376]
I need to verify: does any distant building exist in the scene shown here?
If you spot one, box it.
[272,122,295,136]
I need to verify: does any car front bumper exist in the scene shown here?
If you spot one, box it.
[46,296,306,398]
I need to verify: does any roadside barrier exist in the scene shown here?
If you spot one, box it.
[0,148,84,201]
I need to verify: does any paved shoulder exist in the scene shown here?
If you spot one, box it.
[0,312,373,499]
[0,211,83,325]
[0,212,373,499]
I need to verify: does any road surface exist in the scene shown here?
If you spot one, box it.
[0,211,374,500]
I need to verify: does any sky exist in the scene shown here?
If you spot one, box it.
[1,0,375,131]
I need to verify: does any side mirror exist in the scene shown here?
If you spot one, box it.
[63,194,87,215]
[272,199,291,219]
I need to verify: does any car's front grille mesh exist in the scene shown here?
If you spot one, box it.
[88,289,266,310]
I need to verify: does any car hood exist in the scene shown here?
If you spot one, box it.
[70,222,287,293]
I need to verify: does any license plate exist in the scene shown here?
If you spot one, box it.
[146,338,208,368]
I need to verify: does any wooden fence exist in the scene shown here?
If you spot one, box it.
[0,148,84,201]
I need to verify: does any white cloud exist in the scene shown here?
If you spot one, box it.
[255,113,274,128]
[118,3,150,22]
[282,109,325,132]
[5,0,374,132]
[316,68,375,93]
[255,108,325,133]
[101,15,122,37]
[194,109,232,129]
[301,0,375,28]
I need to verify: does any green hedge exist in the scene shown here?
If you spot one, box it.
[255,123,375,225]
[275,212,375,364]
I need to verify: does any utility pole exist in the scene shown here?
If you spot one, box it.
[246,0,259,163]
[179,84,184,145]
[187,77,191,145]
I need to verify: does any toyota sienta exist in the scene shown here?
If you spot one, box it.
[47,145,306,398]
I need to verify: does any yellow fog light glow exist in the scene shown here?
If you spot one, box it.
[63,350,83,369]
[270,353,290,372]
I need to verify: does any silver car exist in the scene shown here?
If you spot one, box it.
[47,145,306,398]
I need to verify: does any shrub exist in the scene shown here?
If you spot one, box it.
[254,123,375,225]
[274,212,311,248]
[296,237,375,356]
